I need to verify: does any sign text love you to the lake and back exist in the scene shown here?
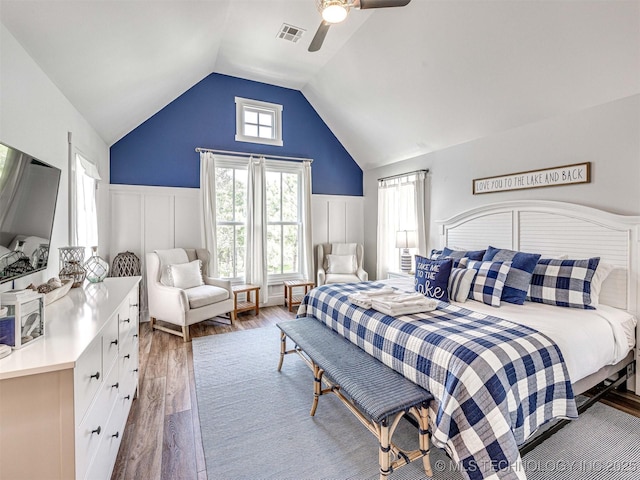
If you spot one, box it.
[473,162,590,194]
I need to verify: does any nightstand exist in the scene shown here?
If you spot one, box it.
[387,271,414,279]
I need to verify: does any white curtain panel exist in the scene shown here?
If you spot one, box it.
[377,180,396,280]
[199,152,218,276]
[245,157,268,302]
[414,171,428,256]
[73,153,99,249]
[376,172,427,279]
[301,161,314,282]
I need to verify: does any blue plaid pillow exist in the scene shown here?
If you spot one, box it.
[441,247,485,261]
[414,255,453,302]
[482,246,541,305]
[527,257,600,309]
[467,260,512,307]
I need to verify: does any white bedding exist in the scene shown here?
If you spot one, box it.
[384,276,636,384]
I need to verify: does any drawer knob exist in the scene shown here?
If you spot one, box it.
[133,334,138,339]
[91,426,102,435]
[124,395,131,400]
[110,339,118,346]
[130,303,139,307]
[133,368,139,373]
[122,318,130,324]
[90,371,100,381]
[123,354,130,359]
[111,382,119,389]
[111,432,120,439]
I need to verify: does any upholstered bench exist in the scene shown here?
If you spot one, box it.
[277,317,434,480]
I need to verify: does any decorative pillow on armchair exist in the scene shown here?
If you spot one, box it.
[414,255,453,302]
[326,254,357,274]
[162,260,204,289]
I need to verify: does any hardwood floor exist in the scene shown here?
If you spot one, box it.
[111,306,296,480]
[112,306,640,480]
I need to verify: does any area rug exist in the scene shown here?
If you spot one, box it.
[193,326,640,480]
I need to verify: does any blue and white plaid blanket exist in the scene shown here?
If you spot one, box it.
[297,282,578,480]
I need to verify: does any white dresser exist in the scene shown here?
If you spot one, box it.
[0,276,140,480]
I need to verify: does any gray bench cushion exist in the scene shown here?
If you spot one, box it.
[277,317,433,423]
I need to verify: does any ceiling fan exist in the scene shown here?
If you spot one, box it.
[309,0,411,52]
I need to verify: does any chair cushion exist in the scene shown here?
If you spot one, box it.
[185,285,230,309]
[325,273,361,284]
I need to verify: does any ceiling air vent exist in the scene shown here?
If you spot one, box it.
[277,24,305,43]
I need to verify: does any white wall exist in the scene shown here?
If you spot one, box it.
[0,24,110,290]
[110,185,364,316]
[363,95,640,279]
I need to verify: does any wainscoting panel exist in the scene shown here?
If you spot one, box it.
[312,195,364,246]
[144,194,174,252]
[110,191,143,257]
[174,195,201,247]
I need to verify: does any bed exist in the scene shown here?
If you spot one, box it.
[297,201,639,480]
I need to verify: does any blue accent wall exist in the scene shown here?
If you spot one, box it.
[110,73,362,196]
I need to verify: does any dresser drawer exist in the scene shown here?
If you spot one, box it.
[75,360,118,480]
[102,314,119,370]
[74,334,103,424]
[119,335,139,398]
[119,333,138,381]
[83,394,126,480]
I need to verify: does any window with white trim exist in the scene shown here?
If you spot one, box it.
[214,158,302,281]
[266,168,301,277]
[235,97,283,147]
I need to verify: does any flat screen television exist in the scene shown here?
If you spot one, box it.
[0,142,61,284]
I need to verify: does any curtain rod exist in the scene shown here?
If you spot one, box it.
[378,169,429,182]
[195,147,313,163]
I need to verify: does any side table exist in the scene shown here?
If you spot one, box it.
[232,284,260,318]
[284,280,315,312]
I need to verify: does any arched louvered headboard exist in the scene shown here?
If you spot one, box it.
[437,201,640,314]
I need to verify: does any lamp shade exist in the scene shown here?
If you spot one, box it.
[395,230,417,249]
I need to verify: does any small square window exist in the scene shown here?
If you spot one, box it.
[235,97,283,147]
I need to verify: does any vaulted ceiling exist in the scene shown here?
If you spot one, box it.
[1,1,638,170]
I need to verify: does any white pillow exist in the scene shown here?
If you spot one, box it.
[162,260,204,289]
[590,261,615,306]
[326,254,357,275]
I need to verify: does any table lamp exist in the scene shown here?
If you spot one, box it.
[396,230,417,273]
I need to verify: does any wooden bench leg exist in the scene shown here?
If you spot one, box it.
[379,419,392,479]
[311,364,324,417]
[277,331,286,372]
[416,405,433,477]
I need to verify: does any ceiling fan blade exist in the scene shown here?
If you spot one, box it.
[308,21,331,52]
[358,0,411,9]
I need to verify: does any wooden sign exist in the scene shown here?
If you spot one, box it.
[473,162,590,195]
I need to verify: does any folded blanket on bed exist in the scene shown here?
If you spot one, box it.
[371,296,438,315]
[349,290,438,315]
[347,287,395,308]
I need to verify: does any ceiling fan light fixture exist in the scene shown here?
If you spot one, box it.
[322,2,349,23]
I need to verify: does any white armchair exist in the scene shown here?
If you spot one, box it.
[316,243,368,286]
[146,248,235,342]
